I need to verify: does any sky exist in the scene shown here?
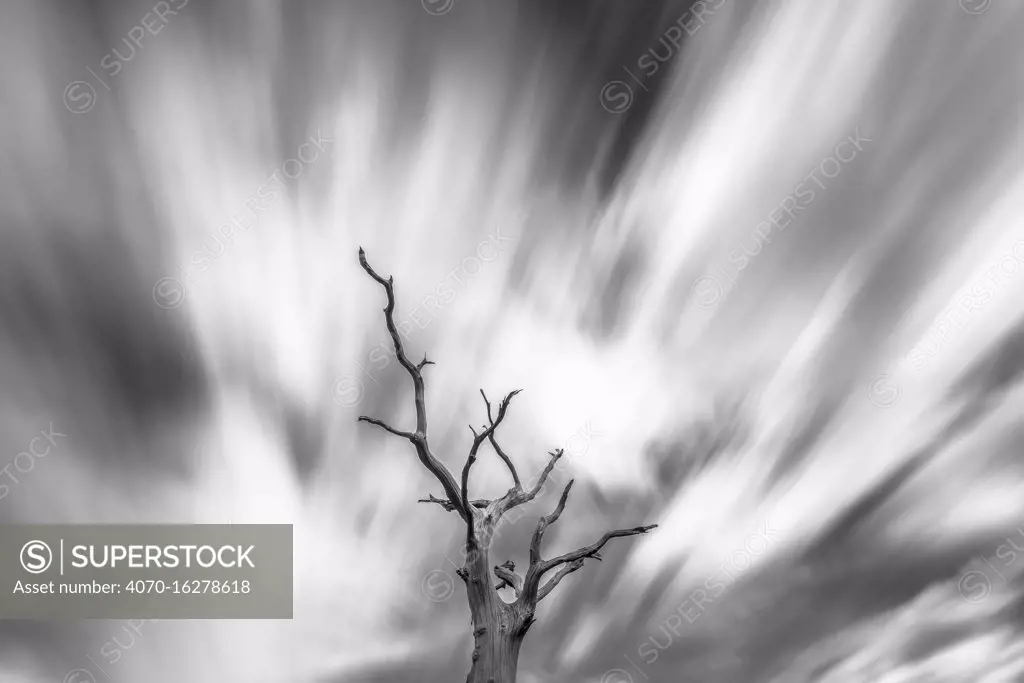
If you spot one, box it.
[0,0,1023,681]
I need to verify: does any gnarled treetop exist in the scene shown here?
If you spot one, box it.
[355,247,657,611]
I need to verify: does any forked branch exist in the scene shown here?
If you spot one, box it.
[514,449,565,510]
[488,447,567,523]
[481,389,523,489]
[537,558,584,601]
[356,248,467,519]
[518,477,657,607]
[461,388,521,543]
[529,480,575,566]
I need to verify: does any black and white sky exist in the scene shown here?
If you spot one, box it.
[1,0,1023,681]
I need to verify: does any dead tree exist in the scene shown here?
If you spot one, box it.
[355,248,658,683]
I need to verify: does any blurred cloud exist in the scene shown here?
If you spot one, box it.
[0,0,1022,681]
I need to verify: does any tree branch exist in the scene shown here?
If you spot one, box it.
[476,390,521,453]
[537,558,584,601]
[517,478,656,606]
[540,524,658,575]
[509,448,564,511]
[417,494,490,512]
[483,446,568,527]
[493,562,523,597]
[356,248,467,518]
[481,390,522,489]
[356,416,414,440]
[461,429,483,511]
[461,428,484,546]
[461,388,522,543]
[529,480,574,566]
[417,494,456,511]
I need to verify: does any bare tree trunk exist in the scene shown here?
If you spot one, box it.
[462,528,528,683]
[465,611,522,683]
